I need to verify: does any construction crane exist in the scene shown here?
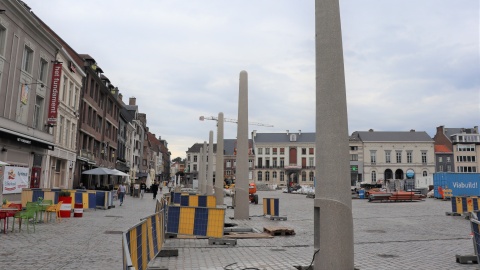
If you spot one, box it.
[199,115,274,127]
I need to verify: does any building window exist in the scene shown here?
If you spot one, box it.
[371,171,377,182]
[309,157,314,167]
[71,124,76,148]
[33,96,43,129]
[309,171,314,181]
[350,154,358,161]
[438,156,443,162]
[62,76,67,102]
[396,151,402,163]
[0,25,6,56]
[280,171,285,181]
[257,171,262,181]
[407,152,412,163]
[370,151,376,164]
[249,159,253,169]
[302,171,306,181]
[423,171,428,176]
[193,164,197,171]
[193,155,197,162]
[385,151,391,163]
[302,148,306,155]
[280,158,284,167]
[265,171,270,181]
[457,166,478,173]
[257,148,263,155]
[22,45,34,73]
[69,82,74,106]
[446,157,451,162]
[187,155,190,161]
[58,116,64,145]
[447,165,451,172]
[272,171,277,179]
[265,148,270,155]
[421,152,427,164]
[280,148,285,155]
[350,146,358,151]
[65,120,70,148]
[273,158,277,168]
[257,157,263,167]
[272,148,277,155]
[226,160,231,168]
[458,145,475,152]
[74,87,80,110]
[439,165,443,172]
[39,58,48,82]
[290,134,297,141]
[143,159,147,166]
[309,148,314,155]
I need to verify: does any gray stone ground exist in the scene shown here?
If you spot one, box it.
[1,190,478,270]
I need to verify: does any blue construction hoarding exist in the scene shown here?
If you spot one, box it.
[434,173,480,198]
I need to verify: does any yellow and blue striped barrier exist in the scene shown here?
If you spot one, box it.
[263,198,280,217]
[451,196,480,214]
[123,199,166,270]
[166,206,225,238]
[470,218,480,262]
[21,188,98,209]
[180,195,216,207]
[170,192,189,205]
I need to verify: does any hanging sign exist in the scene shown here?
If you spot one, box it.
[47,63,63,125]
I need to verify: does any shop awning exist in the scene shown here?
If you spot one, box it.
[0,127,54,150]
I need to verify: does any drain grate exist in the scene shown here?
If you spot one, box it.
[105,215,123,218]
[105,230,123,234]
[365,229,386,233]
[377,254,399,258]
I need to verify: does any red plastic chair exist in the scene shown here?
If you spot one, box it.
[0,212,7,234]
[6,203,22,230]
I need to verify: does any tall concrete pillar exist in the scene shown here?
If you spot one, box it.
[202,141,208,195]
[206,131,214,195]
[234,70,249,219]
[198,146,204,193]
[215,112,225,205]
[314,0,354,269]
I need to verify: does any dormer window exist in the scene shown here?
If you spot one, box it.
[290,134,297,142]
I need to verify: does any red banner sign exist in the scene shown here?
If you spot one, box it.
[47,63,63,125]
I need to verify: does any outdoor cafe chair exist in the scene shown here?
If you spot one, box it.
[46,201,62,222]
[0,212,7,234]
[11,208,36,233]
[4,203,21,231]
[38,200,53,222]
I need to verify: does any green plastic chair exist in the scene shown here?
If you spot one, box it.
[12,208,36,233]
[26,202,41,222]
[38,200,52,222]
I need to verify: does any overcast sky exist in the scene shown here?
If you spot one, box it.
[26,0,479,159]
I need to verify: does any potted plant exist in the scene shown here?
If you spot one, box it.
[58,191,72,218]
[2,198,8,208]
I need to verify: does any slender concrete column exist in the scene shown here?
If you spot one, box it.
[314,0,354,269]
[202,141,208,195]
[234,70,249,219]
[198,146,204,193]
[206,131,214,195]
[215,112,225,205]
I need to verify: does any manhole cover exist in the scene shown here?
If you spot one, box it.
[105,215,123,218]
[105,231,123,234]
[365,229,386,233]
[270,249,286,252]
[377,254,399,258]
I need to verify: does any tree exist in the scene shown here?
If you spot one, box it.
[172,157,182,163]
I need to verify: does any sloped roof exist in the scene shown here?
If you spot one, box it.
[254,132,315,143]
[434,145,452,153]
[355,131,433,142]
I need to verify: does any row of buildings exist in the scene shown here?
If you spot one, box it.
[0,1,170,200]
[185,126,479,187]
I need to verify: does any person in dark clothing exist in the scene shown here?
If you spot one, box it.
[151,182,159,199]
[140,181,147,198]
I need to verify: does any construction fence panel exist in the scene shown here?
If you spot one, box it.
[263,198,280,217]
[166,206,225,238]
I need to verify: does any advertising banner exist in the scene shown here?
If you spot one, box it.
[3,166,30,194]
[47,63,63,125]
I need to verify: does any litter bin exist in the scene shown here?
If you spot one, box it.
[74,203,83,217]
[358,189,365,199]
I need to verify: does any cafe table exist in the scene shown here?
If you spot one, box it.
[0,208,20,234]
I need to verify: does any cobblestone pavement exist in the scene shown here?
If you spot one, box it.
[1,190,479,270]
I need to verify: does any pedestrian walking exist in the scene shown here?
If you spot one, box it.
[140,181,146,199]
[118,182,127,206]
[151,181,159,199]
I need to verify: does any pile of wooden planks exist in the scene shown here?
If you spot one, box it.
[368,191,424,202]
[263,226,295,236]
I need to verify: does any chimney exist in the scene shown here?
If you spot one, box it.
[286,130,289,135]
[368,129,374,132]
[118,93,123,101]
[436,125,444,135]
[129,97,136,105]
[252,130,257,138]
[475,126,479,134]
[298,130,301,135]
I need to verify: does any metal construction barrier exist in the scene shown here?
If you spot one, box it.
[263,198,280,217]
[451,196,480,214]
[123,199,166,270]
[471,218,480,262]
[180,195,216,207]
[21,189,100,210]
[96,190,115,209]
[166,205,225,238]
[170,192,189,205]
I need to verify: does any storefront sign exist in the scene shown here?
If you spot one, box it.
[47,63,63,125]
[69,61,76,73]
[3,166,30,194]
